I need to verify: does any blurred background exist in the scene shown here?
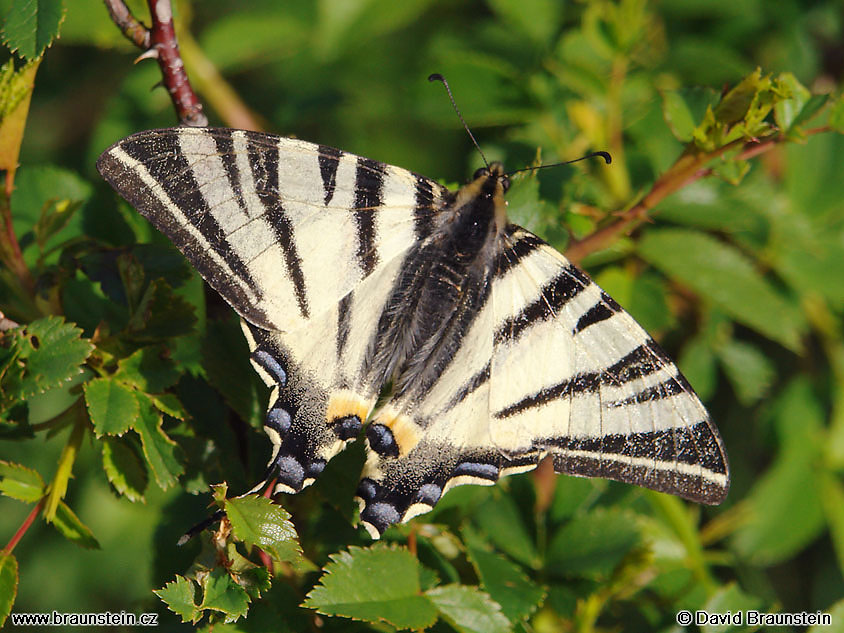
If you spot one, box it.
[2,0,844,631]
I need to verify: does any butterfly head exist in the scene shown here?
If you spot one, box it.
[472,162,510,194]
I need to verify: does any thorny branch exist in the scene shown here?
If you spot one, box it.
[103,0,207,126]
[564,125,831,264]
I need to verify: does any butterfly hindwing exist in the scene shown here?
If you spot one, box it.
[488,227,729,505]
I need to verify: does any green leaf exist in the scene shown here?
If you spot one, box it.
[100,436,147,502]
[1,0,65,59]
[116,346,180,393]
[810,599,844,633]
[661,90,696,142]
[474,492,539,568]
[236,566,272,600]
[0,56,39,173]
[203,317,266,427]
[773,72,812,131]
[49,500,100,549]
[0,553,18,627]
[549,476,603,523]
[638,228,805,350]
[716,339,774,406]
[154,575,200,624]
[148,392,188,420]
[128,278,197,341]
[132,395,183,489]
[698,583,763,633]
[820,474,844,577]
[464,526,545,621]
[303,546,438,630]
[198,568,250,622]
[731,379,825,564]
[225,495,301,564]
[678,335,718,402]
[426,584,510,633]
[7,316,93,399]
[546,508,640,578]
[84,377,139,436]
[0,460,44,502]
[830,96,844,134]
[487,0,561,46]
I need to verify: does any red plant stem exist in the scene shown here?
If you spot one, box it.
[147,0,208,126]
[103,0,207,126]
[3,499,44,555]
[103,0,150,48]
[0,172,34,294]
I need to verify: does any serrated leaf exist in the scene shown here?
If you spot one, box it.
[9,316,93,399]
[426,584,510,633]
[716,340,774,405]
[303,546,438,630]
[84,377,138,436]
[225,495,301,563]
[0,460,44,502]
[198,568,250,621]
[154,575,200,624]
[100,436,147,502]
[1,0,65,60]
[148,392,188,420]
[0,553,18,627]
[133,395,183,489]
[638,229,805,350]
[49,500,100,549]
[236,566,272,600]
[464,527,545,621]
[116,346,180,393]
[546,508,640,578]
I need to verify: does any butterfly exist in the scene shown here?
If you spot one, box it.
[97,126,729,538]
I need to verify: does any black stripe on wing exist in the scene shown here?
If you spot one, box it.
[493,339,671,418]
[318,145,342,205]
[353,157,385,275]
[548,420,728,504]
[245,131,310,319]
[494,264,590,344]
[102,131,268,322]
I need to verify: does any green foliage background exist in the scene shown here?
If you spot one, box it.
[1,0,844,631]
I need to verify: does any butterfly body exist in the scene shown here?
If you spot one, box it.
[97,127,729,539]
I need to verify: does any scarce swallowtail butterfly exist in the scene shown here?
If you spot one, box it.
[97,126,729,539]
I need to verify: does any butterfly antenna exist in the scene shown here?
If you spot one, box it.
[428,73,490,169]
[177,509,226,546]
[506,151,612,177]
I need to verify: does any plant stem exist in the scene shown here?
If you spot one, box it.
[3,499,44,555]
[564,126,830,264]
[43,404,87,522]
